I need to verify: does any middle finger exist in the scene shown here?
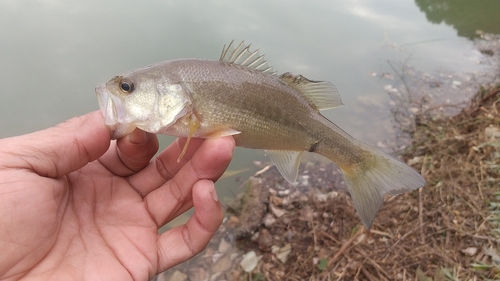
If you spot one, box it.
[98,128,159,176]
[127,137,209,197]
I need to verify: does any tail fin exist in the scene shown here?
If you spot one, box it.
[340,144,425,229]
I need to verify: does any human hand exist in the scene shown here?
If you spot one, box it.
[0,111,235,281]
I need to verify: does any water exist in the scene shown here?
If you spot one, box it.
[1,0,498,202]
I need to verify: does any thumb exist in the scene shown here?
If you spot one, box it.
[0,111,111,178]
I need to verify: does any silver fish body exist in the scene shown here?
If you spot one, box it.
[96,41,425,228]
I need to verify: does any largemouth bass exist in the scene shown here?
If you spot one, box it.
[95,41,425,228]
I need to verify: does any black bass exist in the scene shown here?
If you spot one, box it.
[95,41,425,228]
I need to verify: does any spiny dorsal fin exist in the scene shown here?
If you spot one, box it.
[220,41,276,75]
[280,72,342,110]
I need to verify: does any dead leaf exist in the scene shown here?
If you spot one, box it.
[270,204,285,217]
[485,247,500,264]
[299,205,314,221]
[272,243,292,263]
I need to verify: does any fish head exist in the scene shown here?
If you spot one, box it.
[96,70,192,139]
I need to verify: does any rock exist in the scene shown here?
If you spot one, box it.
[461,247,478,256]
[211,254,232,273]
[314,193,328,202]
[269,195,283,206]
[228,215,240,225]
[278,189,290,196]
[258,228,273,251]
[169,270,187,281]
[263,213,276,228]
[187,268,208,281]
[240,251,261,272]
[218,237,232,253]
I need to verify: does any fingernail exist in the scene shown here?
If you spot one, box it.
[128,129,148,144]
[209,183,219,202]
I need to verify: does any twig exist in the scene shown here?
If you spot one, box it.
[473,234,500,244]
[419,155,428,244]
[319,230,341,244]
[426,245,459,266]
[419,188,424,244]
[478,164,484,200]
[355,247,391,280]
[471,164,485,201]
[440,211,500,243]
[361,266,384,281]
[353,264,363,281]
[327,227,363,267]
[390,222,427,249]
[254,164,272,177]
[369,229,393,238]
[467,87,500,116]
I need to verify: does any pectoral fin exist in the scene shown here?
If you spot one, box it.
[265,150,303,183]
[177,114,200,162]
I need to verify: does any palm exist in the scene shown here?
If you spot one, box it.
[0,111,234,281]
[61,165,159,280]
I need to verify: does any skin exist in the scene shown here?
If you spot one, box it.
[0,111,235,281]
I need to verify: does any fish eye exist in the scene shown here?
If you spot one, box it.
[119,79,134,93]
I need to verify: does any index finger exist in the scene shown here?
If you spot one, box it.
[0,111,110,178]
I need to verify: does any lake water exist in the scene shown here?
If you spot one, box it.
[1,0,499,201]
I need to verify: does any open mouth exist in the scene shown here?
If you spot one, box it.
[96,83,117,126]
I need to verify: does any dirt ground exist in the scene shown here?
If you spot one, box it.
[155,35,500,281]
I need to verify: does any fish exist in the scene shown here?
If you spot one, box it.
[95,41,426,228]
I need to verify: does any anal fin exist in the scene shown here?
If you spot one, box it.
[265,150,303,183]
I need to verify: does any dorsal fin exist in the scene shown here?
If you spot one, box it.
[279,72,342,110]
[220,40,276,75]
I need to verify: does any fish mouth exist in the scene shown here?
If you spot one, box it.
[96,84,117,126]
[95,84,135,139]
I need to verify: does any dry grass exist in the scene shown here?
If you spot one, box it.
[232,84,500,281]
